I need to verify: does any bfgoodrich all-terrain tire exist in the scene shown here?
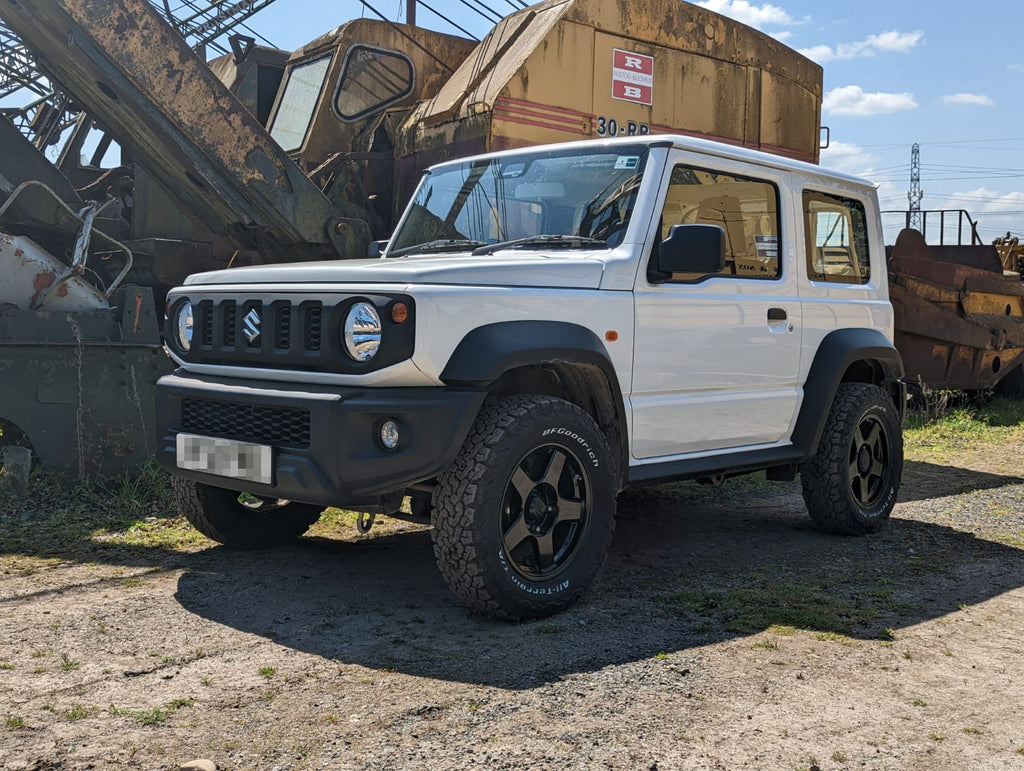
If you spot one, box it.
[801,383,903,535]
[173,477,323,548]
[431,395,617,620]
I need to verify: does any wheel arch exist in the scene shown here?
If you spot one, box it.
[440,321,628,488]
[792,328,906,457]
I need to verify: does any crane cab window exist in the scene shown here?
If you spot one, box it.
[804,190,870,283]
[334,45,414,122]
[269,53,333,152]
[657,164,780,282]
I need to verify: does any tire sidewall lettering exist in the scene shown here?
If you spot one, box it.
[541,426,600,468]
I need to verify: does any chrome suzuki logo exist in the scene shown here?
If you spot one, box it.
[242,308,261,344]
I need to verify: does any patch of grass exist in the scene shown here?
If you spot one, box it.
[880,628,896,641]
[654,652,668,660]
[0,463,209,564]
[657,581,868,636]
[258,666,276,679]
[109,697,194,726]
[962,726,983,735]
[64,704,91,721]
[0,662,14,670]
[766,624,798,636]
[905,395,1024,461]
[59,654,80,672]
[31,667,46,674]
[5,716,24,730]
[929,733,945,741]
[912,698,927,707]
[259,690,276,702]
[814,631,857,646]
[752,640,779,650]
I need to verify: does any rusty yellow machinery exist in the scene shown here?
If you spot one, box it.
[0,0,823,477]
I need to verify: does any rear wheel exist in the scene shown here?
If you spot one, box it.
[801,383,902,535]
[173,477,322,547]
[431,395,617,620]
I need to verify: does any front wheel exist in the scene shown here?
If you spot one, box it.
[173,477,323,548]
[431,395,617,620]
[801,383,903,535]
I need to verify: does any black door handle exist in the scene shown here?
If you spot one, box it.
[767,307,787,321]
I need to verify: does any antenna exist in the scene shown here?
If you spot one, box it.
[908,142,923,232]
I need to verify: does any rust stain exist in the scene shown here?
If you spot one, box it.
[14,248,24,257]
[30,271,56,307]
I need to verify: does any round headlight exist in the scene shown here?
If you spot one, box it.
[343,302,382,361]
[175,300,193,352]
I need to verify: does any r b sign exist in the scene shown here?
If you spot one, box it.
[612,49,653,105]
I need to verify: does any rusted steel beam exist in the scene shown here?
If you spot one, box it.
[0,0,352,260]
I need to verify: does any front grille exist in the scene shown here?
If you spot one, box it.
[191,298,327,369]
[181,398,311,448]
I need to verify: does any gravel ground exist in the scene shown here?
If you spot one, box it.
[1,434,1023,770]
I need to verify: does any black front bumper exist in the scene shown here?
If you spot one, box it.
[155,371,486,508]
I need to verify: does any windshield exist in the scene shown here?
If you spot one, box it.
[388,144,651,256]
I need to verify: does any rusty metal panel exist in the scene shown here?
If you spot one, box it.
[403,0,822,165]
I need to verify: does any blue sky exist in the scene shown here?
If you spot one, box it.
[240,0,1024,244]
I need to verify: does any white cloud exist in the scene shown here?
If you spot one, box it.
[819,141,882,174]
[823,85,917,117]
[799,30,924,63]
[942,93,995,107]
[695,0,802,29]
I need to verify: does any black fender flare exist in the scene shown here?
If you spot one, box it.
[440,320,621,388]
[440,320,628,465]
[791,328,905,456]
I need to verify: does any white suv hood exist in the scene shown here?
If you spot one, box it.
[183,252,608,290]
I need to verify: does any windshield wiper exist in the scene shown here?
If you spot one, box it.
[471,235,607,255]
[388,239,489,257]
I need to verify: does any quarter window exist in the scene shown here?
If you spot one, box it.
[334,45,414,122]
[804,190,870,283]
[656,164,780,281]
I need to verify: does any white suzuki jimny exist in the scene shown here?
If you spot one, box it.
[157,135,905,619]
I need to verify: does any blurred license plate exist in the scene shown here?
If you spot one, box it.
[176,433,272,484]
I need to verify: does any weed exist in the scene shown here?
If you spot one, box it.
[1015,746,1024,756]
[468,700,481,712]
[324,713,339,724]
[259,690,276,702]
[201,677,214,687]
[912,698,927,707]
[258,666,276,679]
[30,650,46,658]
[59,653,81,672]
[109,697,193,726]
[64,704,91,721]
[767,624,797,636]
[32,667,46,674]
[880,628,896,641]
[832,750,848,762]
[0,662,14,670]
[963,726,983,735]
[655,652,668,660]
[929,733,945,741]
[752,640,779,650]
[815,631,857,645]
[5,716,24,729]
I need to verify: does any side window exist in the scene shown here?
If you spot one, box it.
[269,54,333,152]
[804,190,870,284]
[657,164,780,281]
[333,45,414,122]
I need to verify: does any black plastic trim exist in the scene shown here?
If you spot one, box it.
[440,320,619,387]
[628,445,804,485]
[156,371,485,507]
[790,328,904,455]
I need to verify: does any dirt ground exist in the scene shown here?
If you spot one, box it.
[2,434,1023,770]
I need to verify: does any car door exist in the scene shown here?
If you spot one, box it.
[629,151,803,459]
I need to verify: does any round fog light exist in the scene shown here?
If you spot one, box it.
[379,420,400,450]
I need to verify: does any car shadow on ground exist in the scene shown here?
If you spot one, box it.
[899,459,1024,501]
[171,472,1024,690]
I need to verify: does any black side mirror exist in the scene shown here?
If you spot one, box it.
[649,224,726,282]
